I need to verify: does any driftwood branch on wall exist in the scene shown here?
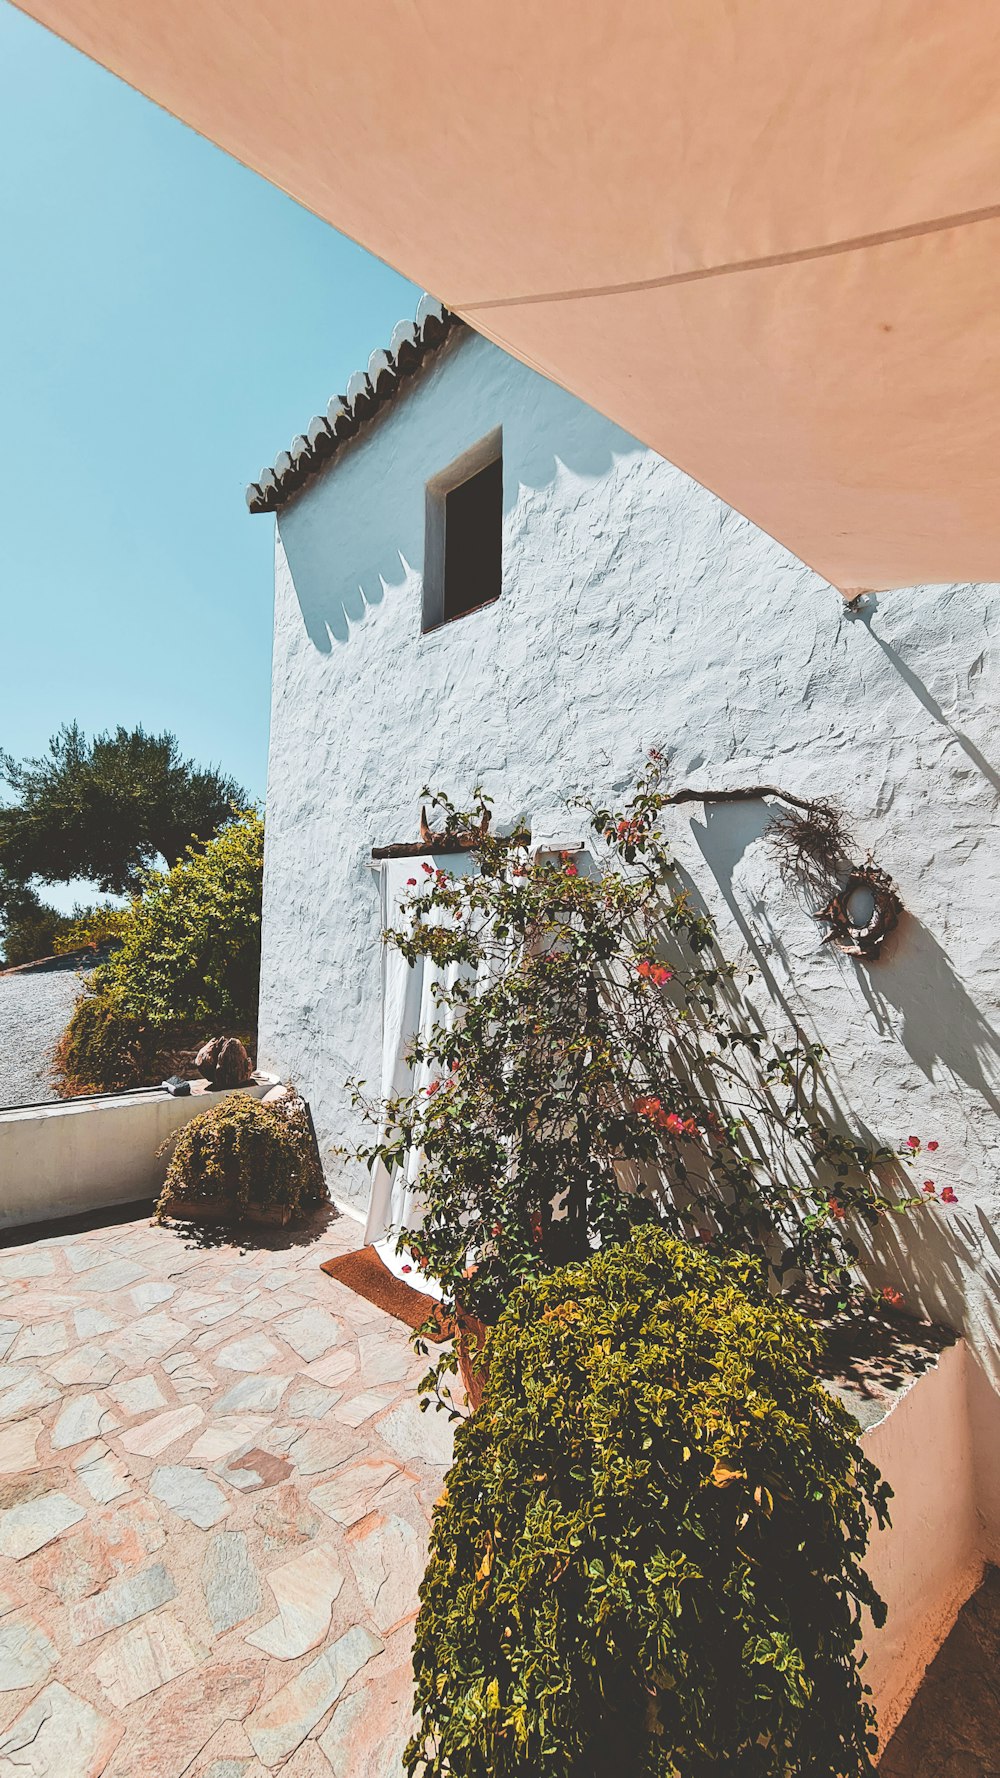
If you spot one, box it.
[661,785,824,815]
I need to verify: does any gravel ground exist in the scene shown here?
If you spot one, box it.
[0,958,93,1109]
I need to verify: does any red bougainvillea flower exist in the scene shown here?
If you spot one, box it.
[665,1113,686,1136]
[636,960,652,978]
[425,1080,441,1096]
[906,1136,921,1150]
[882,1285,905,1309]
[927,1140,939,1152]
[406,877,417,886]
[565,863,578,877]
[940,1186,958,1204]
[650,965,673,986]
[923,1181,936,1194]
[827,1200,846,1220]
[421,861,434,874]
[634,1095,662,1119]
[401,1264,412,1273]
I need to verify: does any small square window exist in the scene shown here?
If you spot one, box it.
[423,431,502,631]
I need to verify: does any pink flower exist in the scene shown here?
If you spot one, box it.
[940,1186,958,1205]
[651,965,673,986]
[906,1136,920,1150]
[636,960,651,978]
[565,863,578,877]
[425,1080,441,1096]
[923,1181,936,1194]
[927,1140,939,1152]
[401,1264,412,1274]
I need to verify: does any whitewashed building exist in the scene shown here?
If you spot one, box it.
[248,296,1000,1356]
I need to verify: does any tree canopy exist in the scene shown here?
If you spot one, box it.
[0,723,246,897]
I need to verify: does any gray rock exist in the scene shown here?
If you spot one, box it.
[0,1616,59,1690]
[150,1465,229,1529]
[69,1561,177,1644]
[215,1373,291,1415]
[201,1530,262,1634]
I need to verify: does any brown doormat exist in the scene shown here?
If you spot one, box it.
[320,1246,452,1341]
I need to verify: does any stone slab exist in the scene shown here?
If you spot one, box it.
[70,1560,177,1645]
[0,1680,123,1777]
[0,1615,59,1691]
[90,1609,205,1708]
[150,1466,229,1529]
[119,1404,204,1457]
[244,1625,383,1767]
[245,1545,344,1660]
[201,1530,262,1635]
[0,1491,86,1559]
[309,1461,402,1530]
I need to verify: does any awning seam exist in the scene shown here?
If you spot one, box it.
[458,199,1000,311]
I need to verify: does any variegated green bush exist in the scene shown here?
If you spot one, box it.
[408,1227,889,1778]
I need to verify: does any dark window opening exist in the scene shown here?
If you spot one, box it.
[423,432,502,632]
[443,456,502,623]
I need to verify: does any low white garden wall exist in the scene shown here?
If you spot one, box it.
[0,1075,280,1230]
[859,1338,984,1746]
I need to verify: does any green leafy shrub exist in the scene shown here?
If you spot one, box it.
[155,1090,325,1223]
[51,984,169,1094]
[54,809,263,1094]
[408,1227,889,1778]
[53,902,132,955]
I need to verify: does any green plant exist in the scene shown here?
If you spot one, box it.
[155,1089,325,1223]
[408,1227,889,1778]
[352,758,935,1333]
[0,881,75,967]
[52,902,132,955]
[51,984,167,1094]
[53,809,263,1094]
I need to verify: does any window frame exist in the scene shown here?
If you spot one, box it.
[422,427,503,633]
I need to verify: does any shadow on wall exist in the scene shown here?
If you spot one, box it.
[278,337,644,653]
[688,797,1000,1122]
[854,915,1000,1119]
[852,598,1000,797]
[680,797,1000,1334]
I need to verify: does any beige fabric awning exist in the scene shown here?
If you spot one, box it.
[16,0,1000,591]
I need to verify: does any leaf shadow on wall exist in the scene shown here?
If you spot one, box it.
[279,376,643,652]
[684,798,1000,1344]
[852,914,1000,1119]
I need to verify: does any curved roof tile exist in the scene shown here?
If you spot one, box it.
[246,295,461,515]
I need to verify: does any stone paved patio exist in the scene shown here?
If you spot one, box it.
[0,1206,453,1777]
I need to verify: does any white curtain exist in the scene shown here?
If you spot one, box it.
[364,853,477,1258]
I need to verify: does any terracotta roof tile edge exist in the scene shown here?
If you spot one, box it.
[245,294,463,515]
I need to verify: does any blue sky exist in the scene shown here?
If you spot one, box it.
[0,2,417,897]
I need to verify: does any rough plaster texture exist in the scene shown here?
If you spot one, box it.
[259,328,1000,1368]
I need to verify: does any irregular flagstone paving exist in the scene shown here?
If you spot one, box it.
[0,1208,453,1776]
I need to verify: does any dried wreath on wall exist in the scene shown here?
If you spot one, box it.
[813,863,902,959]
[661,780,903,960]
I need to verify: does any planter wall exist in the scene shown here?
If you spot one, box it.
[0,1075,279,1230]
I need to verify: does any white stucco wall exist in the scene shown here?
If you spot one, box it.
[259,326,1000,1364]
